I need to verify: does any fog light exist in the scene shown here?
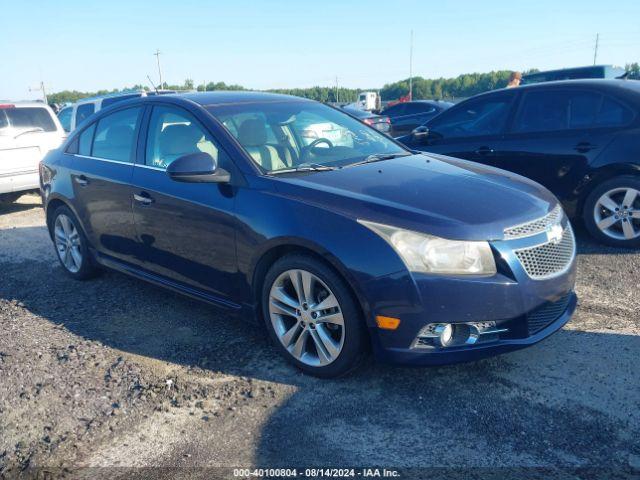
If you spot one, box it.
[435,324,454,346]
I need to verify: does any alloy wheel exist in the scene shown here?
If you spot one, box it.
[268,269,345,367]
[54,214,83,273]
[593,187,640,241]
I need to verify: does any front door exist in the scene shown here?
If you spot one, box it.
[131,104,239,302]
[487,89,625,201]
[417,91,516,164]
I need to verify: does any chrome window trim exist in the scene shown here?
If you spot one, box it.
[135,164,165,172]
[73,154,132,166]
[74,154,167,172]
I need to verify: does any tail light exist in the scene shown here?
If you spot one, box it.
[0,104,16,109]
[363,118,376,126]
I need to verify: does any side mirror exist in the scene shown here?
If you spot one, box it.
[411,126,431,144]
[166,152,230,183]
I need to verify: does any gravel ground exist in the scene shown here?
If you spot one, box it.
[0,194,638,479]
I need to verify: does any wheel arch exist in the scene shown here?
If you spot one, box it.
[576,163,640,218]
[249,239,373,330]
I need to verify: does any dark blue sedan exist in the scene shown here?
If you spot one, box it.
[40,92,576,377]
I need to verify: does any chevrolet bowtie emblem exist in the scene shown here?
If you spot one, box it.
[547,223,564,244]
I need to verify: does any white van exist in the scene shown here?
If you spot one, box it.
[57,90,179,133]
[356,91,381,112]
[0,102,66,203]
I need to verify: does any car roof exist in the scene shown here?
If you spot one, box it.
[461,79,640,103]
[168,91,311,106]
[515,78,640,90]
[1,101,52,108]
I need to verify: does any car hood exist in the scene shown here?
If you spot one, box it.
[271,153,559,241]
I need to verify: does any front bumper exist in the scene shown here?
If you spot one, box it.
[374,292,576,365]
[363,218,578,366]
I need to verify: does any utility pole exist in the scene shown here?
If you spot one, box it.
[593,33,599,65]
[409,30,413,101]
[154,49,163,88]
[335,76,339,104]
[29,81,47,104]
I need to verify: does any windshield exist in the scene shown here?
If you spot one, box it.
[207,101,406,173]
[0,107,57,135]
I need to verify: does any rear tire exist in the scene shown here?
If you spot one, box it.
[583,175,640,248]
[49,205,99,280]
[262,254,368,378]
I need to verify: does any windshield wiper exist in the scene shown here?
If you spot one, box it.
[268,163,336,175]
[343,152,412,168]
[13,127,44,139]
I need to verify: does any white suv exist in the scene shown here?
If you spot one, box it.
[0,102,65,203]
[57,90,179,133]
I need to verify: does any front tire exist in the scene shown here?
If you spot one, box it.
[262,254,368,378]
[49,205,99,279]
[583,175,640,248]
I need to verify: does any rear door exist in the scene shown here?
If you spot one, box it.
[68,106,142,264]
[130,104,239,301]
[489,88,623,200]
[418,91,516,162]
[0,105,64,192]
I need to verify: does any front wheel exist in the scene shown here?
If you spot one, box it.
[583,175,640,248]
[262,254,368,378]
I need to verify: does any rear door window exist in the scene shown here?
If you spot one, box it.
[513,90,602,133]
[0,107,57,134]
[595,97,634,127]
[91,107,142,162]
[75,103,96,126]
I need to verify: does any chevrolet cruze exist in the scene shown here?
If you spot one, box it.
[40,92,577,377]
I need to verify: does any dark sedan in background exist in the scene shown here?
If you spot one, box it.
[401,80,640,248]
[381,100,453,137]
[341,106,391,133]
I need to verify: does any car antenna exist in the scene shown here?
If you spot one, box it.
[147,75,159,93]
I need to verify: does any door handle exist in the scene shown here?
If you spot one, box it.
[574,142,598,153]
[74,175,89,186]
[133,192,154,205]
[475,146,494,155]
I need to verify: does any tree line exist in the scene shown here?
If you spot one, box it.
[47,64,640,106]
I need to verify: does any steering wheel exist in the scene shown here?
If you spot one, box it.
[305,138,334,149]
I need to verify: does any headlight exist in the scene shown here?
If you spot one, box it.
[358,220,497,275]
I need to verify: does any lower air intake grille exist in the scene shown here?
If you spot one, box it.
[527,294,572,335]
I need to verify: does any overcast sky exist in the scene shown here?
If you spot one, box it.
[3,0,640,100]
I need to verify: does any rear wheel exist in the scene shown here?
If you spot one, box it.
[262,254,367,378]
[583,175,640,248]
[49,205,99,279]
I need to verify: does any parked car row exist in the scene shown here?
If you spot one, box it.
[40,91,578,377]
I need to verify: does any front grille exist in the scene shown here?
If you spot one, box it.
[514,223,575,279]
[504,205,563,239]
[527,293,572,335]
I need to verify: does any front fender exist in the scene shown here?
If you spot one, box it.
[234,186,417,327]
